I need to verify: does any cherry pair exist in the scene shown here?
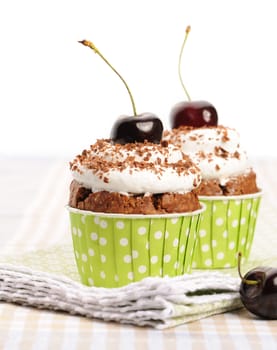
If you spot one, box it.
[79,26,217,145]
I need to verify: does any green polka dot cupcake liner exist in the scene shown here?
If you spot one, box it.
[192,192,262,269]
[67,206,205,288]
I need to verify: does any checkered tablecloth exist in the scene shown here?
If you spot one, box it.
[0,156,276,349]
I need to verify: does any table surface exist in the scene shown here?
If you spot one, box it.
[0,155,276,350]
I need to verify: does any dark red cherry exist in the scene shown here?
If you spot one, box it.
[110,113,163,144]
[240,267,277,319]
[79,40,162,143]
[239,265,277,319]
[170,100,218,129]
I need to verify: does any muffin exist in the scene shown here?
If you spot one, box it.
[68,139,205,287]
[164,125,259,195]
[164,125,262,268]
[69,139,201,214]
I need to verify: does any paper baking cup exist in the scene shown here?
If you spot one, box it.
[192,192,262,269]
[67,206,205,288]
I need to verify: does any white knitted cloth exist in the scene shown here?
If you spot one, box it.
[0,264,241,329]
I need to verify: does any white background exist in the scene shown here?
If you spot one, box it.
[0,0,276,158]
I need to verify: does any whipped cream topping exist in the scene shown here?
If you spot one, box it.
[164,126,251,185]
[70,139,201,194]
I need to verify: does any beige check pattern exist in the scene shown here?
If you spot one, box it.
[0,157,276,349]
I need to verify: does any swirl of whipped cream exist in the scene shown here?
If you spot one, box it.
[163,126,251,185]
[70,139,201,194]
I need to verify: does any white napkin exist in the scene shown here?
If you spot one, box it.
[0,264,242,329]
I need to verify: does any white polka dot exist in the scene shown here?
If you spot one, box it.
[165,231,169,239]
[228,209,232,217]
[173,238,179,247]
[213,204,217,212]
[75,250,79,259]
[77,228,82,237]
[216,217,224,226]
[88,248,94,256]
[100,271,106,279]
[127,272,134,280]
[81,215,86,224]
[171,218,178,224]
[223,200,228,205]
[145,242,150,250]
[138,226,147,235]
[229,241,235,250]
[90,232,98,241]
[235,200,241,205]
[138,265,147,274]
[132,250,139,259]
[199,229,207,237]
[247,203,252,210]
[151,256,158,264]
[224,263,231,268]
[201,244,210,252]
[180,245,185,253]
[185,228,190,236]
[99,237,107,246]
[241,237,246,245]
[222,231,228,238]
[89,265,93,272]
[154,231,163,239]
[174,261,179,269]
[94,216,100,224]
[88,278,94,286]
[232,219,238,228]
[217,252,225,260]
[163,254,171,263]
[120,238,128,246]
[72,227,77,235]
[114,275,119,282]
[101,254,106,263]
[212,240,217,247]
[204,259,212,267]
[192,261,197,268]
[240,217,246,225]
[82,253,88,262]
[116,221,125,229]
[100,220,108,229]
[124,255,132,263]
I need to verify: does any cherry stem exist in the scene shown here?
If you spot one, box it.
[79,40,137,116]
[178,25,192,101]
[237,252,259,285]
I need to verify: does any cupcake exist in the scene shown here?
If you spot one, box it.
[164,125,259,196]
[68,138,204,287]
[164,124,262,269]
[68,37,208,287]
[163,24,261,268]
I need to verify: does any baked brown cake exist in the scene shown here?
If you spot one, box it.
[195,170,259,196]
[69,179,200,214]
